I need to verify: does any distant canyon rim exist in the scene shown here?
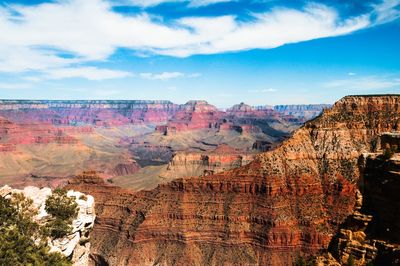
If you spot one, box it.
[0,99,329,190]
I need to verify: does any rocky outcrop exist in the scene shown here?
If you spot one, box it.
[66,96,400,265]
[319,147,400,266]
[111,162,140,176]
[164,100,223,132]
[0,185,95,265]
[160,144,255,178]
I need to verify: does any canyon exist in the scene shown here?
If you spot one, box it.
[0,99,326,190]
[64,95,400,265]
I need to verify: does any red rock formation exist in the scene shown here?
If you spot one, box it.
[166,100,223,132]
[111,162,141,176]
[161,144,255,178]
[66,96,400,265]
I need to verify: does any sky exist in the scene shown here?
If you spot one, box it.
[0,0,399,107]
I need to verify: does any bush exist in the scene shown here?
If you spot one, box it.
[44,218,73,239]
[0,194,71,265]
[45,188,78,221]
[44,188,79,239]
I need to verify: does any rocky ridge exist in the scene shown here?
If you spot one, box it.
[66,95,400,265]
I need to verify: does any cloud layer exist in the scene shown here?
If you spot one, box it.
[0,0,399,77]
[114,0,234,7]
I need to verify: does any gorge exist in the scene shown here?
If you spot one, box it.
[63,95,400,265]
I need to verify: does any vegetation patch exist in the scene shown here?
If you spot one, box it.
[0,188,79,265]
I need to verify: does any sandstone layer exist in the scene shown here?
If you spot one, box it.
[0,100,315,186]
[67,95,400,265]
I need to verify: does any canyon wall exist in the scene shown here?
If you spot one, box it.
[160,144,256,178]
[319,147,400,266]
[67,95,400,265]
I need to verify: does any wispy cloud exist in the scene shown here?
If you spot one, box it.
[348,72,356,76]
[248,88,277,93]
[139,71,200,80]
[0,0,398,75]
[44,67,133,80]
[323,75,400,90]
[113,0,234,7]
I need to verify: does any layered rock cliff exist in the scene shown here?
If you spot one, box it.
[321,142,400,266]
[66,95,400,265]
[160,144,255,178]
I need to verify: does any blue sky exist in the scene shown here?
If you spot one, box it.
[0,0,399,107]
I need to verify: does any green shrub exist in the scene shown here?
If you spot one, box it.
[44,188,79,239]
[44,218,73,239]
[0,193,71,265]
[45,188,78,221]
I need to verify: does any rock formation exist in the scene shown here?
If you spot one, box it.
[0,185,96,265]
[319,134,400,266]
[1,99,316,185]
[66,95,400,265]
[160,144,255,178]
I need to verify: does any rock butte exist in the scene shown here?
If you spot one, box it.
[66,95,400,265]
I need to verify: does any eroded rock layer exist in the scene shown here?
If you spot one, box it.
[66,95,400,265]
[0,99,313,185]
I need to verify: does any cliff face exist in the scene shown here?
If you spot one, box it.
[319,150,400,266]
[160,144,255,178]
[66,96,400,265]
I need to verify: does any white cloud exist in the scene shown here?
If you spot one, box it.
[113,0,234,7]
[188,0,234,7]
[44,67,133,80]
[348,72,356,76]
[140,72,184,80]
[323,75,400,91]
[372,0,400,24]
[0,0,398,75]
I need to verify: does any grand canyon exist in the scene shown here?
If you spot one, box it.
[1,95,400,265]
[1,0,400,265]
[0,100,327,189]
